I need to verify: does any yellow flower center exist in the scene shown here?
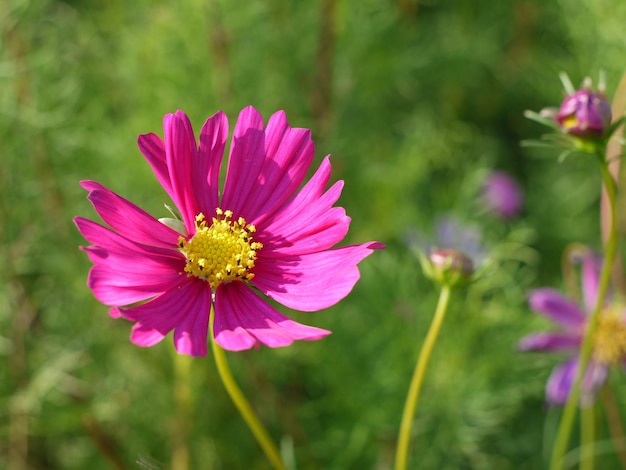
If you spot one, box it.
[593,308,626,365]
[178,209,262,290]
[561,114,579,131]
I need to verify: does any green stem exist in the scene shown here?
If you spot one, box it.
[549,155,618,470]
[394,285,452,470]
[580,404,595,470]
[209,305,287,470]
[600,384,626,469]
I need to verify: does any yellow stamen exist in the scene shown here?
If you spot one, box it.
[178,208,262,290]
[593,307,626,365]
[561,114,579,131]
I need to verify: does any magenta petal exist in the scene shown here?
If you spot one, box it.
[163,111,201,233]
[580,360,608,406]
[546,358,578,405]
[195,111,228,215]
[221,106,265,219]
[120,280,211,356]
[75,217,181,258]
[546,358,607,406]
[518,332,580,352]
[257,157,350,255]
[253,241,384,311]
[580,251,603,313]
[173,283,211,357]
[80,180,181,247]
[243,110,315,224]
[529,288,587,327]
[75,217,184,305]
[137,132,173,197]
[213,282,331,351]
[222,107,315,223]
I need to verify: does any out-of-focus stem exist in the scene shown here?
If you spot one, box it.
[550,155,618,470]
[602,71,626,296]
[82,415,129,470]
[395,285,452,470]
[601,384,626,469]
[580,404,595,470]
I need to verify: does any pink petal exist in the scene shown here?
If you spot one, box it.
[580,251,603,313]
[75,217,184,305]
[213,282,330,351]
[195,111,228,215]
[546,358,607,406]
[252,241,384,311]
[116,279,211,356]
[80,180,181,247]
[581,360,609,406]
[222,107,315,224]
[518,332,580,352]
[529,288,587,327]
[137,132,173,197]
[173,283,211,357]
[221,106,265,219]
[546,358,578,405]
[256,157,350,255]
[163,111,202,233]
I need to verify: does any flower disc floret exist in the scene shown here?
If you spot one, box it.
[593,309,626,365]
[178,208,262,289]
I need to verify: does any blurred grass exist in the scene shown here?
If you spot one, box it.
[2,0,626,468]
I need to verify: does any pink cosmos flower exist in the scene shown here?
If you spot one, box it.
[75,106,383,356]
[519,250,626,405]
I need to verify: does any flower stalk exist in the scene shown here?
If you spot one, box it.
[549,154,618,470]
[395,285,452,470]
[209,304,287,470]
[580,403,595,470]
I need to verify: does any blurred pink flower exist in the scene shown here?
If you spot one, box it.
[519,251,626,405]
[76,106,383,356]
[482,171,523,219]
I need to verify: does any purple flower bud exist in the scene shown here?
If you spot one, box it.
[482,171,524,219]
[429,248,475,284]
[430,248,474,277]
[556,89,612,137]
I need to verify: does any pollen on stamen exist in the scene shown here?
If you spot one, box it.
[593,309,626,365]
[177,208,262,290]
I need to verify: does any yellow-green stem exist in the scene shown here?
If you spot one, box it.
[209,305,287,470]
[549,155,618,470]
[600,384,626,469]
[580,404,595,470]
[395,285,452,470]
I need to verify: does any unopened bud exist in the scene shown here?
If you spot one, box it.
[427,248,474,287]
[557,89,612,138]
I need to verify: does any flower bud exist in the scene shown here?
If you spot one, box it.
[556,89,612,138]
[427,248,474,287]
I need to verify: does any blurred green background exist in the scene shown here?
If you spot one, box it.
[3,0,626,468]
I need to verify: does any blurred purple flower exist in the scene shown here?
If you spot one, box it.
[482,171,524,219]
[557,88,612,138]
[519,251,626,405]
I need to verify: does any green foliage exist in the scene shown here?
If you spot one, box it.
[2,0,625,468]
